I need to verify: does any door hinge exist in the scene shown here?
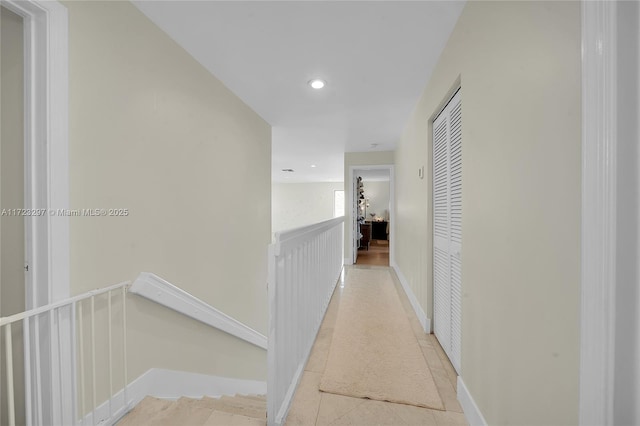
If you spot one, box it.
[24,264,29,272]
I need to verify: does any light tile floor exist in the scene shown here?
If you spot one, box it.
[285,265,469,426]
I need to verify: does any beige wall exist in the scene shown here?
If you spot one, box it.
[64,0,270,386]
[272,182,344,233]
[1,6,26,425]
[344,151,394,262]
[360,180,389,222]
[614,1,640,423]
[394,2,581,424]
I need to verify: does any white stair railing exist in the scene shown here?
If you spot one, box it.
[0,281,130,426]
[267,217,344,426]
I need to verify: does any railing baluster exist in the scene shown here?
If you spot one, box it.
[57,308,65,423]
[90,296,96,425]
[49,309,56,424]
[282,252,287,392]
[292,248,299,367]
[284,252,291,384]
[108,291,113,418]
[24,316,32,426]
[5,324,16,426]
[302,242,307,345]
[34,315,43,425]
[78,302,85,425]
[122,285,128,409]
[289,251,296,379]
[71,303,78,426]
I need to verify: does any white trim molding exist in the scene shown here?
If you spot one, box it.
[391,261,431,334]
[130,272,267,350]
[1,0,70,306]
[1,1,70,424]
[347,164,396,265]
[457,377,487,426]
[580,1,617,425]
[84,368,267,426]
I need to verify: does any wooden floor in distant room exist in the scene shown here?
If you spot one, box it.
[355,239,389,266]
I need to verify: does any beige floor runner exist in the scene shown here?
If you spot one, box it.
[319,268,444,410]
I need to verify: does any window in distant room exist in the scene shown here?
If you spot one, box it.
[334,190,345,217]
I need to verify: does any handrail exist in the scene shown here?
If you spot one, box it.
[129,272,267,350]
[0,281,130,326]
[274,216,344,243]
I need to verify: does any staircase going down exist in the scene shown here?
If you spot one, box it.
[117,394,267,426]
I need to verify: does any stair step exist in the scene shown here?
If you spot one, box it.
[202,396,266,420]
[221,395,266,409]
[238,394,266,403]
[117,394,267,425]
[117,396,173,426]
[143,397,192,425]
[204,410,266,426]
[183,398,219,424]
[147,397,215,426]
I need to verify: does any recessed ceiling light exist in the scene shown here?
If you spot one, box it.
[308,79,326,89]
[310,164,317,168]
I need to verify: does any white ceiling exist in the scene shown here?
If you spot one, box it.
[132,1,465,182]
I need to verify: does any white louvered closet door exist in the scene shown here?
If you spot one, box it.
[432,89,462,374]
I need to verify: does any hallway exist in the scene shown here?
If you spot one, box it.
[285,265,468,426]
[355,240,389,267]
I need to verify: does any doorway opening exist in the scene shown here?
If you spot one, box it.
[352,168,392,267]
[0,0,70,423]
[1,6,27,425]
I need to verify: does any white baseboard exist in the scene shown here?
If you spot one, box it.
[85,368,267,426]
[130,272,267,350]
[143,368,267,399]
[457,376,487,426]
[390,261,431,334]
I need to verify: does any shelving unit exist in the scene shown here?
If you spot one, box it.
[356,176,370,250]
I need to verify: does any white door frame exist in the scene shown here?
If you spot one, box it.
[1,0,70,423]
[346,165,395,265]
[2,0,69,306]
[579,0,618,424]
